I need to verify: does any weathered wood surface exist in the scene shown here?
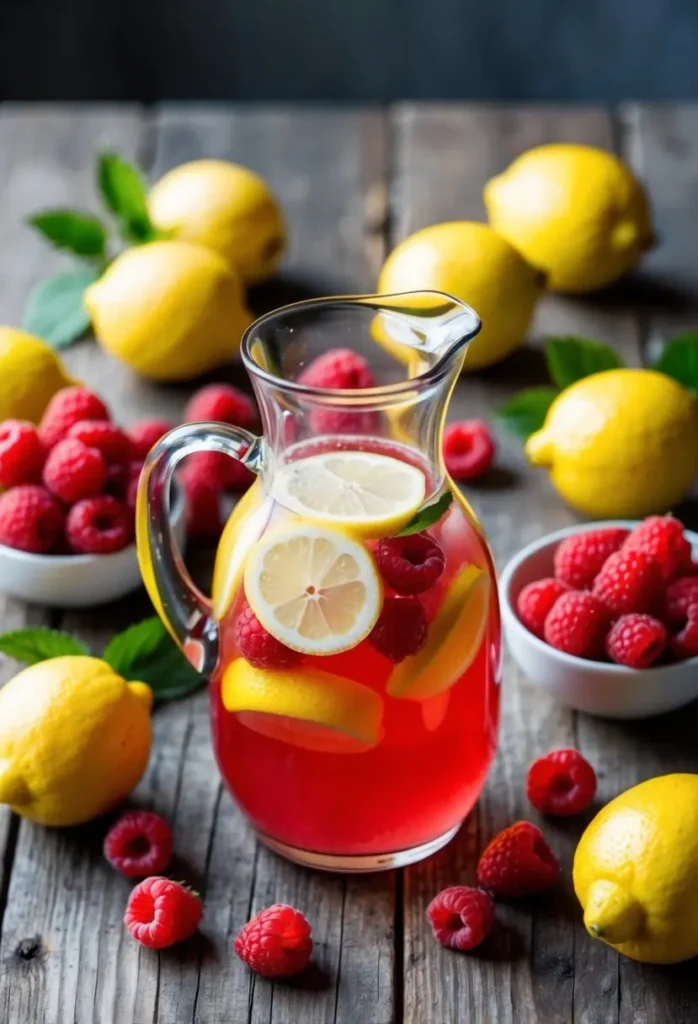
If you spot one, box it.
[0,103,697,1024]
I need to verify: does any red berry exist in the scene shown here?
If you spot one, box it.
[125,462,144,511]
[623,515,692,583]
[516,577,570,639]
[605,613,667,668]
[375,533,445,595]
[553,528,629,589]
[476,821,560,898]
[310,408,380,436]
[39,386,110,448]
[670,610,698,660]
[0,484,65,553]
[124,876,202,949]
[180,467,222,539]
[592,549,662,617]
[663,576,698,626]
[298,348,375,390]
[43,439,108,504]
[443,420,495,480]
[426,886,494,951]
[104,811,173,878]
[368,596,427,663]
[184,450,254,492]
[543,591,611,659]
[527,749,597,817]
[0,420,46,487]
[234,904,313,978]
[184,384,257,430]
[234,601,301,669]
[65,495,132,554]
[68,420,133,464]
[127,418,174,460]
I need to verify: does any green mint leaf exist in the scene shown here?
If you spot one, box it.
[97,151,156,243]
[0,629,89,665]
[103,617,205,701]
[396,490,453,537]
[22,267,99,348]
[495,387,559,440]
[653,332,698,394]
[545,337,623,389]
[28,209,107,260]
[102,618,168,675]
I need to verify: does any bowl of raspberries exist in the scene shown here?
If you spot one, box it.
[500,516,698,719]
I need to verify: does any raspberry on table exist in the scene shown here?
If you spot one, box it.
[298,348,375,390]
[104,810,173,878]
[43,438,108,504]
[553,527,629,589]
[663,576,698,626]
[516,577,570,639]
[66,495,133,554]
[68,420,133,464]
[543,590,611,659]
[670,611,698,660]
[0,420,46,488]
[234,601,301,669]
[605,613,667,668]
[39,386,110,448]
[184,450,254,492]
[234,904,313,978]
[368,595,428,663]
[623,515,693,583]
[180,467,223,539]
[375,533,445,595]
[476,821,560,898]
[443,420,495,480]
[127,418,174,460]
[426,886,494,951]
[0,485,65,554]
[592,549,662,617]
[527,748,597,817]
[124,876,202,949]
[184,383,257,430]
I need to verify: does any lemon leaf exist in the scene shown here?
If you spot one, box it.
[22,267,99,349]
[396,490,453,536]
[27,209,108,260]
[0,629,89,665]
[545,337,623,389]
[495,387,558,439]
[103,617,205,701]
[97,152,157,244]
[653,332,698,394]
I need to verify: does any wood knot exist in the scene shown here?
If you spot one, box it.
[10,935,46,967]
[534,954,574,980]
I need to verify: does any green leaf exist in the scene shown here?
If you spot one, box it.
[97,151,156,243]
[28,209,107,260]
[0,629,89,666]
[495,387,559,440]
[396,490,453,537]
[545,337,623,389]
[22,267,99,348]
[653,332,698,393]
[103,617,205,701]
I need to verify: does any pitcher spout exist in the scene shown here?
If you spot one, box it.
[369,291,481,370]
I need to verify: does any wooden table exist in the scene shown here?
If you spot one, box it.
[1,103,698,1024]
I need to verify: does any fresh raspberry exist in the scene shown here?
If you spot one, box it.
[623,515,692,583]
[234,601,301,669]
[104,811,173,878]
[298,348,375,390]
[184,450,254,492]
[38,386,110,448]
[516,577,570,639]
[234,904,313,978]
[375,533,445,595]
[124,876,202,950]
[476,821,560,898]
[42,438,108,504]
[65,495,132,554]
[180,467,222,539]
[605,613,667,668]
[127,418,174,460]
[426,886,494,951]
[592,549,662,617]
[679,558,698,577]
[310,408,380,436]
[184,384,257,430]
[107,460,143,506]
[442,420,495,480]
[0,420,46,488]
[553,528,629,589]
[543,591,611,659]
[125,462,144,511]
[368,596,427,663]
[0,485,65,553]
[670,610,698,660]
[663,576,698,626]
[68,420,133,464]
[527,749,597,816]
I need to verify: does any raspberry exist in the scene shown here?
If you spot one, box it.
[39,386,110,448]
[426,886,494,951]
[127,418,174,460]
[125,462,144,511]
[184,384,257,430]
[623,515,692,583]
[605,613,667,668]
[553,528,629,589]
[65,495,132,554]
[368,596,427,663]
[0,420,46,488]
[442,420,495,480]
[184,450,254,492]
[476,821,560,898]
[42,438,108,504]
[298,348,375,390]
[180,467,222,539]
[124,877,202,949]
[543,591,611,659]
[592,549,662,617]
[375,533,445,595]
[310,408,380,436]
[104,811,173,878]
[234,904,313,978]
[234,601,301,669]
[527,749,597,816]
[670,611,698,660]
[516,577,570,639]
[0,485,65,553]
[68,420,133,464]
[663,576,698,626]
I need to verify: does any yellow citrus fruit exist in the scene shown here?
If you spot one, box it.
[377,222,544,371]
[84,240,253,382]
[0,656,152,826]
[526,368,698,518]
[574,774,698,963]
[148,159,285,284]
[0,327,75,423]
[211,481,271,620]
[485,144,654,293]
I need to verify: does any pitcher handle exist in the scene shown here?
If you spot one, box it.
[136,422,264,675]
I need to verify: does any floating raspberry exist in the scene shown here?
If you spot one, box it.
[124,877,202,949]
[476,821,560,898]
[42,438,108,504]
[553,527,629,589]
[65,495,132,554]
[180,467,222,539]
[623,515,693,583]
[516,577,570,639]
[426,886,494,951]
[39,386,110,448]
[592,549,662,617]
[543,591,610,659]
[663,576,698,626]
[375,533,445,595]
[234,904,313,978]
[0,485,65,553]
[68,420,133,464]
[104,811,173,878]
[442,420,495,480]
[527,749,597,817]
[298,348,375,390]
[368,596,427,663]
[670,610,698,660]
[605,613,667,668]
[184,383,257,430]
[310,408,381,436]
[234,601,301,669]
[127,418,174,460]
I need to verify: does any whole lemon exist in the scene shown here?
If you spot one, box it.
[526,368,698,518]
[148,159,285,284]
[85,240,253,382]
[377,222,544,371]
[484,144,654,293]
[0,327,75,422]
[0,656,152,826]
[574,774,698,963]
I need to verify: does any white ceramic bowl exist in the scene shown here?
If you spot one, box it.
[500,520,698,719]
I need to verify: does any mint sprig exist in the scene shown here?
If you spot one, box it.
[495,386,558,440]
[653,332,698,394]
[396,490,453,536]
[0,629,89,664]
[97,152,158,244]
[545,336,623,388]
[28,210,108,261]
[22,267,99,348]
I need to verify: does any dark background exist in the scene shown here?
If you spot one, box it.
[1,0,698,102]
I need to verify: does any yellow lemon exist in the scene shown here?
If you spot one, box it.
[148,159,285,284]
[377,222,544,371]
[485,144,654,293]
[0,656,152,826]
[211,481,271,621]
[526,368,698,518]
[574,774,698,963]
[0,327,75,422]
[84,240,253,382]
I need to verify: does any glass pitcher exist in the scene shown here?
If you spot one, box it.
[137,292,501,872]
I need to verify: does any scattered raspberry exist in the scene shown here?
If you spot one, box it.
[476,821,560,898]
[663,576,698,626]
[68,420,133,464]
[592,549,662,617]
[65,495,132,554]
[670,611,698,660]
[234,601,301,669]
[184,450,254,492]
[623,515,692,583]
[184,384,257,430]
[298,348,375,390]
[543,591,610,659]
[527,749,597,817]
[180,467,222,539]
[127,418,174,460]
[124,876,202,949]
[605,613,667,668]
[426,886,494,951]
[442,420,495,480]
[39,386,110,448]
[42,438,108,504]
[104,811,173,878]
[368,596,428,663]
[375,533,445,595]
[553,528,629,589]
[0,484,65,553]
[0,420,46,488]
[234,904,313,978]
[516,577,570,639]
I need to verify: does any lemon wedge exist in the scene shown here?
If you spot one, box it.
[211,482,272,620]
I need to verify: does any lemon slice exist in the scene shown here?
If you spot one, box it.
[244,524,382,655]
[212,482,272,620]
[222,659,383,754]
[388,565,490,700]
[271,450,426,538]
